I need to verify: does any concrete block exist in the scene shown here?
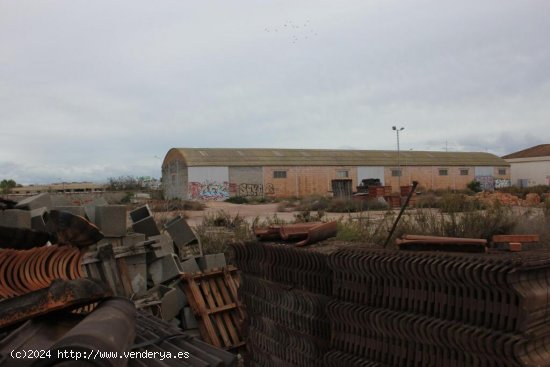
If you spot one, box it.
[53,206,86,217]
[167,279,188,307]
[51,195,72,207]
[93,197,109,206]
[176,242,203,261]
[95,205,127,237]
[81,251,103,280]
[140,284,182,321]
[197,253,226,271]
[83,203,96,223]
[149,234,175,258]
[84,197,108,223]
[122,233,147,247]
[132,215,160,237]
[98,237,123,248]
[160,287,182,321]
[30,207,48,231]
[168,319,181,328]
[15,193,52,211]
[148,253,184,284]
[0,209,31,229]
[129,204,153,223]
[181,257,200,274]
[114,244,148,295]
[97,243,125,296]
[164,215,198,247]
[182,307,198,329]
[181,329,201,339]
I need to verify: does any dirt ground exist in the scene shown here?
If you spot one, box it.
[183,201,391,227]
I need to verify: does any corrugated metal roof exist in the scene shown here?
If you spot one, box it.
[165,148,509,167]
[502,144,550,159]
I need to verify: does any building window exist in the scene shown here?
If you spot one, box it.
[171,175,176,185]
[273,170,287,179]
[460,169,469,176]
[391,169,401,177]
[439,169,448,176]
[498,168,506,175]
[336,170,349,178]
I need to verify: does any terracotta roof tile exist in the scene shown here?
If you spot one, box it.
[502,144,550,159]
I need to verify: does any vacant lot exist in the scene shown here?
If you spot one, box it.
[180,201,391,226]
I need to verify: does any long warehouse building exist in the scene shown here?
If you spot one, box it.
[162,148,510,200]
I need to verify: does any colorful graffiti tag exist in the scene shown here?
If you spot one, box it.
[238,183,275,197]
[475,176,495,191]
[188,181,230,200]
[494,178,511,189]
[188,181,275,200]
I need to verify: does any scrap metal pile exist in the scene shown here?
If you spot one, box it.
[232,239,550,366]
[0,193,237,366]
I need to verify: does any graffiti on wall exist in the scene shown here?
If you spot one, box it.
[238,183,275,197]
[494,178,511,189]
[188,181,230,200]
[188,181,275,200]
[475,176,495,191]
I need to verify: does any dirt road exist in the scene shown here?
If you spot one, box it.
[183,201,389,226]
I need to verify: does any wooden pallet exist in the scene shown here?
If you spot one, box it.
[178,265,245,350]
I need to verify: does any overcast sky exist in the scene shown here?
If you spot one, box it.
[1,1,549,184]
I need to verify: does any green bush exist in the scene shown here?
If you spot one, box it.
[467,180,482,193]
[281,195,389,213]
[439,193,484,213]
[395,202,517,241]
[224,196,249,204]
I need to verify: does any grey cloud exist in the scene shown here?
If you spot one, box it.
[1,0,549,183]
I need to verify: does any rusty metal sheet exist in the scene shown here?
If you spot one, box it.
[296,221,338,247]
[254,222,337,246]
[0,278,111,329]
[47,210,104,247]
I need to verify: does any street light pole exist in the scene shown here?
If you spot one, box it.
[392,126,405,190]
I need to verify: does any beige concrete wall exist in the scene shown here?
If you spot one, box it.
[507,157,550,186]
[162,159,187,199]
[263,166,358,197]
[384,166,503,192]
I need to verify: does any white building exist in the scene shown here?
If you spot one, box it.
[502,144,550,187]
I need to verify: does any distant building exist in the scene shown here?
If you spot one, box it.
[502,144,550,187]
[162,148,510,200]
[10,182,106,195]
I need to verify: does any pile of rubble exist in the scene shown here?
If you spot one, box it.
[475,191,543,206]
[0,193,238,366]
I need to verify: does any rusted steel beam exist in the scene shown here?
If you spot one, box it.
[254,222,337,246]
[296,221,338,247]
[396,238,487,252]
[492,234,540,243]
[403,234,487,244]
[0,278,111,329]
[384,181,418,247]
